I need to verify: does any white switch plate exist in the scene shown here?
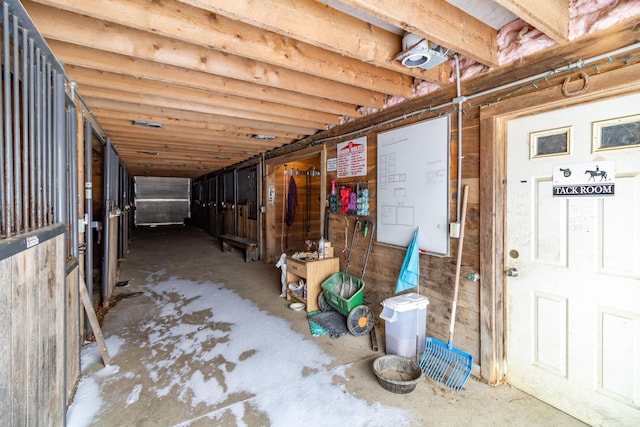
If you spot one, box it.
[450,222,460,238]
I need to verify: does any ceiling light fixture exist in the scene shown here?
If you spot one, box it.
[132,119,164,129]
[395,33,449,70]
[253,134,276,141]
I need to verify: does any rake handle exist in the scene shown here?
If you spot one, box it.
[449,185,469,344]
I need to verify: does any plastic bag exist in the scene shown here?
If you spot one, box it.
[275,253,287,297]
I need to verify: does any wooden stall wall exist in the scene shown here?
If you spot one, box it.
[322,108,483,368]
[265,154,322,260]
[65,265,81,405]
[0,231,66,425]
[104,215,119,306]
[236,204,257,241]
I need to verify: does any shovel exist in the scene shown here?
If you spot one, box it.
[419,185,473,391]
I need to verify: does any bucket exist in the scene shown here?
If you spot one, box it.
[380,293,429,358]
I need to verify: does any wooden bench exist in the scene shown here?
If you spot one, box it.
[220,235,259,262]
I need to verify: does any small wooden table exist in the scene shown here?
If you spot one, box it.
[286,256,339,312]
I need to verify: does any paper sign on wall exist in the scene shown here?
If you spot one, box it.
[552,161,615,197]
[337,137,367,178]
[327,157,337,172]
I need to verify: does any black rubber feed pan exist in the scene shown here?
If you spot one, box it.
[372,355,422,394]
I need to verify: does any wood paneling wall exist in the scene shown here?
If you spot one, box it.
[105,215,119,306]
[65,265,81,405]
[268,157,322,254]
[236,205,257,241]
[0,231,66,426]
[322,118,483,363]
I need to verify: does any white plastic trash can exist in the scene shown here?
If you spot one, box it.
[380,293,429,358]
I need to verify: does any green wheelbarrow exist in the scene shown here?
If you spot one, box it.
[317,219,376,336]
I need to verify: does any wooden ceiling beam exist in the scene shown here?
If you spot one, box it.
[53,43,360,117]
[494,0,569,43]
[177,0,450,85]
[103,126,286,149]
[338,0,499,67]
[79,86,329,130]
[104,130,281,150]
[114,141,269,155]
[68,67,341,126]
[32,0,416,97]
[24,0,386,108]
[122,150,253,162]
[96,117,296,145]
[86,98,319,136]
[90,108,306,141]
[124,163,242,176]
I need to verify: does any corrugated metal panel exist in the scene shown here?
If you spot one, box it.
[134,177,190,225]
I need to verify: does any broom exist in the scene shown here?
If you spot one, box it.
[419,184,473,391]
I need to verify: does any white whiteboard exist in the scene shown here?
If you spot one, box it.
[376,116,450,255]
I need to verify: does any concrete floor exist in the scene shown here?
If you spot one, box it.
[72,225,587,426]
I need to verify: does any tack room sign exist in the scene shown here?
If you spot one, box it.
[552,161,615,197]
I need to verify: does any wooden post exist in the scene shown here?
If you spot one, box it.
[79,274,111,366]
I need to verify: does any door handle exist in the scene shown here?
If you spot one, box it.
[506,268,519,277]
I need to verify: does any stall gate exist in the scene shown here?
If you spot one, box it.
[0,1,79,424]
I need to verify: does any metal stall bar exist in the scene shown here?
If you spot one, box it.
[118,163,126,259]
[45,62,53,226]
[35,47,42,228]
[12,13,20,233]
[53,73,65,226]
[67,97,79,258]
[84,121,93,332]
[2,5,11,236]
[28,38,35,230]
[102,138,114,303]
[21,27,29,232]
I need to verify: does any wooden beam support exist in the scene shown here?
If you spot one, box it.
[495,0,569,43]
[79,86,328,130]
[177,0,449,84]
[339,0,499,67]
[68,68,341,126]
[33,0,416,97]
[90,108,306,141]
[24,0,386,108]
[87,101,318,136]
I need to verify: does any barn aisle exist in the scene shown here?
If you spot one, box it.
[67,225,586,427]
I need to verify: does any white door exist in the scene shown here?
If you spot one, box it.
[506,93,640,426]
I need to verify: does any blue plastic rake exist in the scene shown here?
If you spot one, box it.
[419,185,472,392]
[420,337,473,392]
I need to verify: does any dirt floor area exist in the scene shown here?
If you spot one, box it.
[67,225,587,427]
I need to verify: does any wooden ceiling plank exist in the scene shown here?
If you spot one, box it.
[31,0,415,97]
[494,0,569,43]
[102,125,289,148]
[115,141,274,154]
[86,98,320,136]
[50,41,360,117]
[118,148,258,160]
[176,0,449,84]
[104,130,284,149]
[96,117,296,144]
[24,0,386,108]
[339,0,499,67]
[91,108,307,141]
[68,66,341,125]
[79,86,329,130]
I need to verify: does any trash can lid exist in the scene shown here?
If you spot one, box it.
[381,292,429,312]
